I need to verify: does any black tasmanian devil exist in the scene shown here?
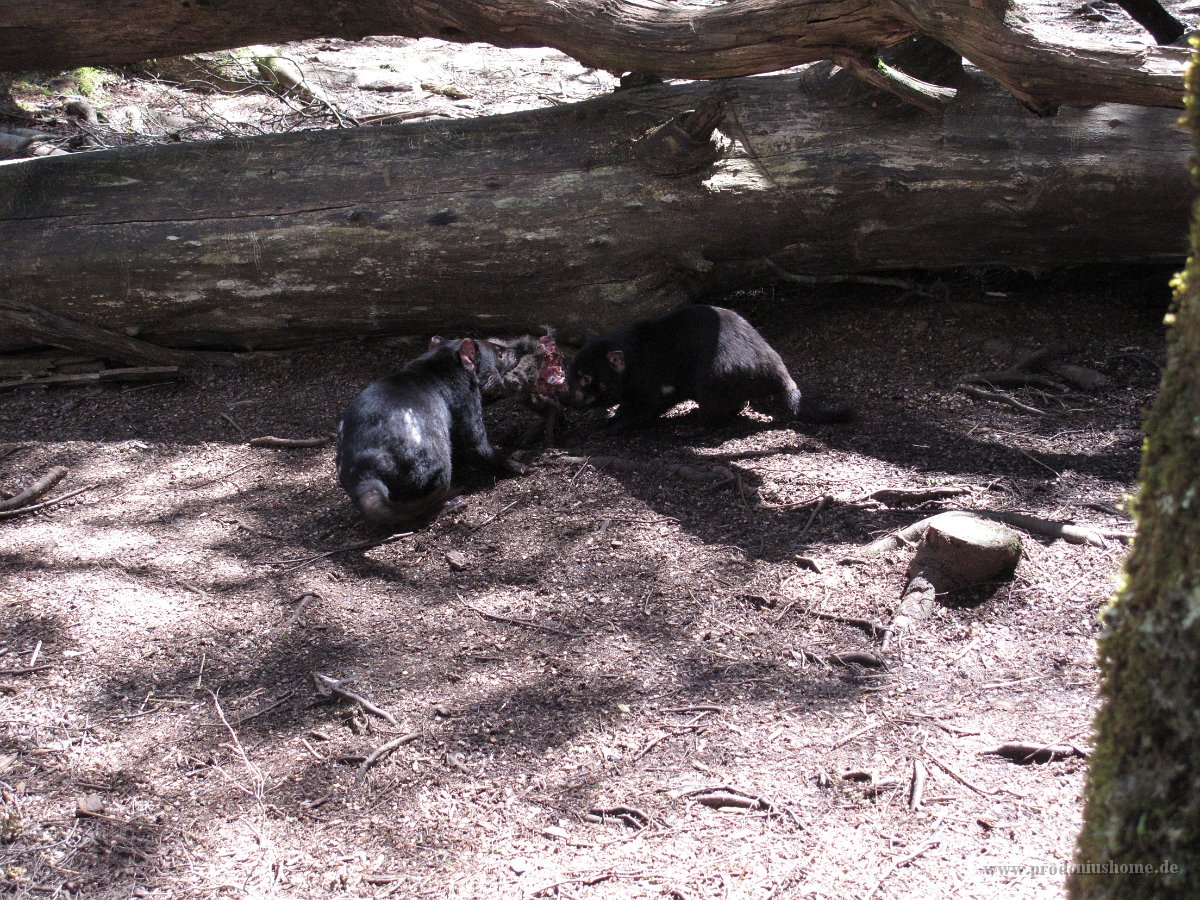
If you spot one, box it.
[566,305,852,429]
[336,337,526,531]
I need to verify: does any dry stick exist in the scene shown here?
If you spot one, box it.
[0,483,97,520]
[861,840,940,900]
[458,598,578,638]
[0,366,181,390]
[531,871,643,897]
[248,435,332,448]
[0,466,68,511]
[283,591,318,628]
[210,692,265,802]
[0,664,54,676]
[466,499,521,537]
[908,759,928,810]
[312,673,398,726]
[956,383,1050,416]
[356,732,421,783]
[274,532,413,572]
[831,720,882,751]
[798,494,831,538]
[810,611,888,639]
[961,371,1065,391]
[925,753,1004,797]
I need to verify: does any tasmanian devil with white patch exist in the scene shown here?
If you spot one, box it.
[336,338,525,531]
[566,305,852,430]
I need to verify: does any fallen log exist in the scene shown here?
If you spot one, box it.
[1,65,1188,352]
[0,0,1188,109]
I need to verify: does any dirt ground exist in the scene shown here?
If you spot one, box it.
[0,22,1180,900]
[0,265,1169,899]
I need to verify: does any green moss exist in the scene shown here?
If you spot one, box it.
[70,67,111,97]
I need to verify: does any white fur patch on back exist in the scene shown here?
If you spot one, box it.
[401,409,422,445]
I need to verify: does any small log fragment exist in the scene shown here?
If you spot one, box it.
[248,435,333,448]
[0,467,68,511]
[983,741,1090,764]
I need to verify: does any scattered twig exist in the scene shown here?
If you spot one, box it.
[530,871,644,897]
[272,532,413,571]
[248,435,332,448]
[961,372,1064,391]
[357,732,421,783]
[861,840,940,900]
[831,720,882,751]
[553,454,740,488]
[798,494,831,538]
[230,691,294,727]
[956,384,1050,416]
[925,752,1004,797]
[583,806,651,829]
[0,483,98,520]
[458,597,578,638]
[0,467,68,511]
[210,691,266,803]
[466,499,521,537]
[659,704,724,715]
[311,673,398,726]
[0,664,54,677]
[283,591,318,628]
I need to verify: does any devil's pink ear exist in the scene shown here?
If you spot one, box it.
[427,335,445,351]
[606,350,625,373]
[459,338,478,372]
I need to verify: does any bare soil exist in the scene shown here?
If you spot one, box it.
[0,27,1178,900]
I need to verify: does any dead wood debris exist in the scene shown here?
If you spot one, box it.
[685,786,772,812]
[858,486,972,507]
[356,732,421,783]
[956,383,1050,416]
[0,366,181,390]
[583,806,651,829]
[311,672,398,726]
[793,647,887,671]
[458,597,578,638]
[248,434,332,448]
[908,759,928,810]
[0,466,67,511]
[553,454,742,490]
[862,840,940,900]
[272,531,413,572]
[0,483,97,521]
[982,741,1090,764]
[809,611,888,639]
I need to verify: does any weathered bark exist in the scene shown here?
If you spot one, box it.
[1069,54,1200,900]
[0,0,1190,110]
[0,65,1190,352]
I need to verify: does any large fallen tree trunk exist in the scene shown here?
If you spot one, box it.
[0,0,1190,110]
[0,65,1190,352]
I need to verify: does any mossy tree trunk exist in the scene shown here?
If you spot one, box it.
[1069,52,1200,900]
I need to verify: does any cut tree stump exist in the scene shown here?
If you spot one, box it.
[882,512,1022,651]
[1,65,1189,352]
